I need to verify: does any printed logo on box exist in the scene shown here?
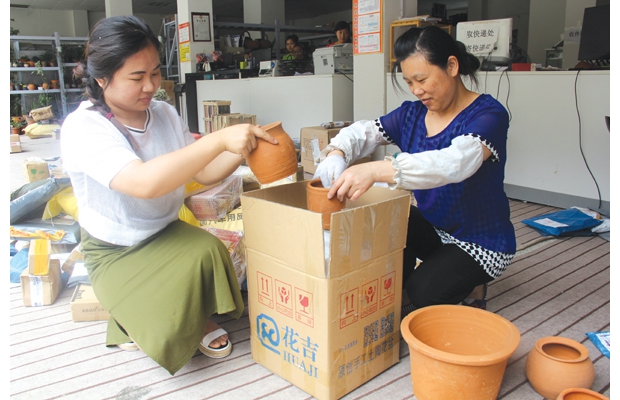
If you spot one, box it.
[275,280,293,318]
[340,288,359,328]
[257,272,274,309]
[361,279,378,318]
[379,272,395,308]
[294,288,314,327]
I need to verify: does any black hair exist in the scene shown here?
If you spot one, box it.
[285,34,299,44]
[334,21,350,33]
[74,15,160,110]
[390,25,480,91]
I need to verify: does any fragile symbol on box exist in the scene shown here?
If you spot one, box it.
[340,288,359,328]
[295,288,314,327]
[275,280,293,318]
[257,271,274,308]
[380,272,396,308]
[361,279,378,318]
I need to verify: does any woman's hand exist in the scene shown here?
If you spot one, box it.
[328,160,396,202]
[217,124,278,157]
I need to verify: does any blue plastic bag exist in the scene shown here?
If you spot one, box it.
[521,208,603,236]
[10,248,29,283]
[586,331,610,358]
[10,177,72,224]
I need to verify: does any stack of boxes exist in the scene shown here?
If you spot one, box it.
[20,239,63,306]
[10,133,21,153]
[202,100,256,134]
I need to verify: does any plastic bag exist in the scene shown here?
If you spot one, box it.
[10,177,72,224]
[179,203,200,227]
[42,186,79,221]
[521,208,603,236]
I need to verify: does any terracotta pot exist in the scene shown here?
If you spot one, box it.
[27,61,35,67]
[556,388,609,400]
[42,82,50,90]
[246,121,298,184]
[50,79,60,89]
[306,178,345,230]
[401,304,520,400]
[27,83,36,90]
[526,336,595,400]
[11,127,22,135]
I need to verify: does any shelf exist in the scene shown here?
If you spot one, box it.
[10,33,87,119]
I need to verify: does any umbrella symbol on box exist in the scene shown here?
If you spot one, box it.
[299,295,309,313]
[384,277,393,292]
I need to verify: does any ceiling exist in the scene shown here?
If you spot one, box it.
[10,0,468,21]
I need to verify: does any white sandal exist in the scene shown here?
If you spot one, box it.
[198,328,232,358]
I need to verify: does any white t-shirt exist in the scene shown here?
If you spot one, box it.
[61,100,195,246]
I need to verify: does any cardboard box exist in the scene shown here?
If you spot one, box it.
[22,157,50,183]
[70,283,110,322]
[10,133,22,153]
[20,259,62,307]
[28,239,51,275]
[300,126,341,174]
[241,182,411,400]
[300,126,372,174]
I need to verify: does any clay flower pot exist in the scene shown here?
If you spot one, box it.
[12,126,22,135]
[42,82,50,90]
[306,178,345,230]
[246,121,298,184]
[50,79,60,89]
[525,336,595,400]
[401,304,520,400]
[27,83,36,90]
[556,388,609,400]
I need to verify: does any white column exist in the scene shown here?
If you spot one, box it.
[177,0,215,79]
[243,0,285,43]
[104,0,132,17]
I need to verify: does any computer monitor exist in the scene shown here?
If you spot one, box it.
[456,18,513,70]
[578,5,610,66]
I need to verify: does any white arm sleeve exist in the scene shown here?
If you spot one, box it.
[385,135,485,190]
[317,120,385,165]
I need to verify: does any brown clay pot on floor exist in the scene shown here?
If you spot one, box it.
[401,304,520,400]
[556,387,609,400]
[245,121,298,184]
[306,178,345,230]
[525,336,595,400]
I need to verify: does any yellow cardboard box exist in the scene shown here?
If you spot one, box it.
[20,259,62,307]
[70,284,110,322]
[22,157,50,183]
[241,182,411,400]
[28,239,51,276]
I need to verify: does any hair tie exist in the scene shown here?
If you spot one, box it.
[105,112,113,120]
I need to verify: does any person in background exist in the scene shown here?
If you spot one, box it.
[292,43,307,60]
[282,34,299,61]
[313,25,516,316]
[327,21,352,47]
[61,15,277,375]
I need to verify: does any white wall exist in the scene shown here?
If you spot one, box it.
[10,8,90,37]
[386,71,610,211]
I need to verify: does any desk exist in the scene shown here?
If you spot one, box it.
[195,74,353,139]
[389,19,453,70]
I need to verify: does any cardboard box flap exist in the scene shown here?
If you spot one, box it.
[329,187,411,277]
[241,181,327,277]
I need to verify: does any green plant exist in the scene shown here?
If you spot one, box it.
[11,95,22,117]
[153,88,171,103]
[32,61,49,85]
[10,18,19,36]
[11,118,23,128]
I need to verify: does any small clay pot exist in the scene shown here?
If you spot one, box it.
[11,126,22,135]
[556,388,609,400]
[246,121,298,184]
[306,178,345,230]
[42,82,50,90]
[27,83,36,90]
[526,336,595,400]
[401,304,520,400]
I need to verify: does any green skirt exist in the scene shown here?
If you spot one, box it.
[81,220,244,375]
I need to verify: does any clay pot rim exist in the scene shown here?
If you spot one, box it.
[534,336,590,363]
[556,387,609,400]
[401,304,520,366]
[261,120,282,131]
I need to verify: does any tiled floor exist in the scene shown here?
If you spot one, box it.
[10,133,611,400]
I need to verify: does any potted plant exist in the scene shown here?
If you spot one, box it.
[10,118,23,135]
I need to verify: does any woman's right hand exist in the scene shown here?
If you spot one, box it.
[218,124,278,157]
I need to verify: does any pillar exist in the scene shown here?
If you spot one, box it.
[104,0,132,17]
